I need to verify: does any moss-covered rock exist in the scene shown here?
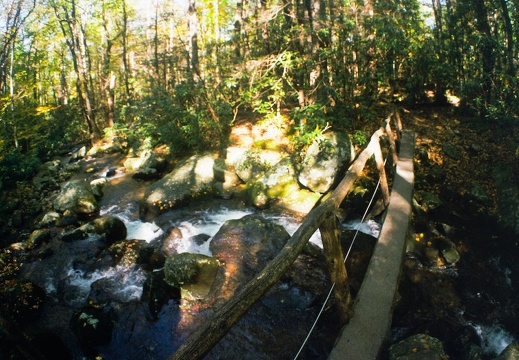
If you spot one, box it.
[164,252,220,301]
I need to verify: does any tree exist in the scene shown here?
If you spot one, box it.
[49,0,101,141]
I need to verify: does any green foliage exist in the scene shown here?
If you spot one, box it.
[0,151,41,189]
[290,104,330,151]
[352,130,369,147]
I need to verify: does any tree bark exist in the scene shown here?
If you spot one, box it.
[472,0,494,109]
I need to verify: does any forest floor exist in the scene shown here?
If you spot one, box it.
[400,104,518,219]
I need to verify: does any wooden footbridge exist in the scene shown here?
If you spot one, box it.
[169,109,415,360]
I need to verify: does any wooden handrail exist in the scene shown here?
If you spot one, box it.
[169,110,403,360]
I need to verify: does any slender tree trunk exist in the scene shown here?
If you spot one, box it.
[498,0,515,79]
[187,0,200,81]
[431,0,447,103]
[10,40,18,149]
[122,0,131,104]
[52,0,101,141]
[473,0,494,110]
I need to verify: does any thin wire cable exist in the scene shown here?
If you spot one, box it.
[293,155,389,360]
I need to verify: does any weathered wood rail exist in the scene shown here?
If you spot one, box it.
[169,109,409,360]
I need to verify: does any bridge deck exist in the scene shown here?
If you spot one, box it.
[328,130,415,360]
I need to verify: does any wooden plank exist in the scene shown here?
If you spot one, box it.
[328,130,415,360]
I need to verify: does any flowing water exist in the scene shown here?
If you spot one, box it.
[17,158,518,359]
[19,166,346,359]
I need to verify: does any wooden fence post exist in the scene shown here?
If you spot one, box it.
[319,215,353,324]
[385,115,399,166]
[373,139,390,207]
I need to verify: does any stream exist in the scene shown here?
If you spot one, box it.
[9,153,519,359]
[17,164,357,359]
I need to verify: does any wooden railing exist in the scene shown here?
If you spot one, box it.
[169,109,405,360]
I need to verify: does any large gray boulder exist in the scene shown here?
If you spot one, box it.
[209,215,291,302]
[140,153,216,221]
[298,131,354,194]
[248,157,320,214]
[53,180,99,216]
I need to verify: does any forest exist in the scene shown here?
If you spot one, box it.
[0,0,518,188]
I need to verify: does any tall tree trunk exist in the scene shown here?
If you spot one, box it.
[472,0,494,111]
[431,0,447,104]
[51,0,101,141]
[102,0,117,127]
[122,0,131,104]
[498,0,515,79]
[187,0,200,81]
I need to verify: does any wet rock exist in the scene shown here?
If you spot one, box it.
[96,240,146,269]
[61,227,88,242]
[90,178,107,199]
[164,253,221,301]
[38,210,61,228]
[140,153,216,221]
[495,343,519,359]
[25,229,52,249]
[189,233,210,246]
[71,305,114,355]
[105,167,117,177]
[53,180,99,216]
[437,237,460,265]
[87,215,127,244]
[298,131,354,194]
[162,227,183,257]
[70,146,87,162]
[210,215,290,301]
[142,269,181,319]
[389,333,447,360]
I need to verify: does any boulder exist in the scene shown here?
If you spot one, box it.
[389,334,447,360]
[53,180,99,216]
[140,153,216,221]
[162,227,183,257]
[142,269,181,319]
[248,157,320,213]
[38,211,61,228]
[25,229,52,249]
[298,131,354,194]
[71,305,114,355]
[230,148,282,184]
[81,215,128,244]
[90,178,107,199]
[124,149,165,180]
[164,252,221,301]
[209,215,291,301]
[495,343,519,360]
